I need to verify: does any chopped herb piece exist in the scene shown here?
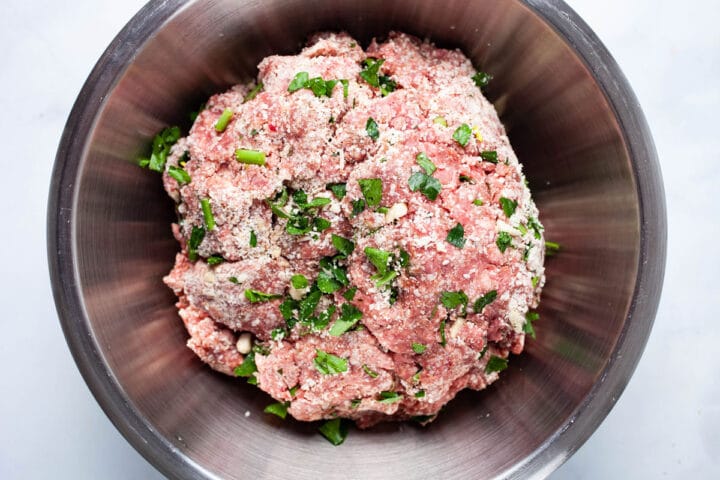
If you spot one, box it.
[307,76,334,97]
[318,418,348,446]
[270,328,285,341]
[286,215,312,235]
[214,108,233,132]
[459,174,474,183]
[350,398,361,409]
[478,345,488,359]
[379,75,397,96]
[473,199,484,206]
[377,206,389,214]
[303,197,331,209]
[244,289,282,303]
[291,274,308,289]
[235,149,266,166]
[244,81,263,102]
[412,370,422,383]
[188,226,205,262]
[288,72,309,92]
[473,290,498,313]
[531,276,540,288]
[329,304,363,336]
[517,223,528,235]
[362,364,379,378]
[545,241,561,256]
[358,178,382,207]
[331,234,355,257]
[399,249,410,268]
[206,255,224,266]
[439,319,447,346]
[485,355,508,374]
[496,231,513,253]
[299,291,322,323]
[233,351,257,378]
[326,182,347,200]
[364,247,391,275]
[408,172,442,201]
[229,276,239,284]
[312,304,336,331]
[249,128,259,137]
[499,197,518,218]
[366,117,379,141]
[523,244,532,262]
[378,391,401,404]
[249,230,257,247]
[343,286,357,301]
[167,165,191,184]
[471,71,493,89]
[313,217,331,232]
[314,349,348,375]
[415,152,436,175]
[415,390,425,398]
[452,123,472,147]
[264,401,290,420]
[446,223,466,249]
[317,270,342,294]
[189,104,205,122]
[524,311,539,339]
[480,150,498,163]
[359,58,384,87]
[140,126,181,172]
[351,199,366,216]
[200,198,215,231]
[373,270,397,287]
[289,385,299,397]
[279,298,298,322]
[440,291,469,315]
[340,79,349,98]
[411,342,426,354]
[528,217,543,239]
[433,116,447,127]
[412,415,435,423]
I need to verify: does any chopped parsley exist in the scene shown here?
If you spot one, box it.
[366,117,379,141]
[440,291,469,315]
[329,303,363,336]
[531,276,540,288]
[446,223,466,249]
[318,418,348,446]
[167,165,191,184]
[439,319,447,346]
[473,290,497,313]
[377,391,402,404]
[473,199,484,206]
[138,126,181,172]
[263,401,290,419]
[485,355,508,374]
[408,172,441,201]
[545,241,561,256]
[288,72,309,92]
[270,328,285,341]
[233,351,257,378]
[200,198,215,231]
[452,123,472,147]
[415,390,425,398]
[416,152,436,175]
[331,234,355,257]
[244,289,282,303]
[289,385,299,397]
[235,149,266,166]
[411,342,426,354]
[496,231,513,253]
[351,198,366,216]
[480,150,498,163]
[313,349,348,375]
[471,71,493,89]
[291,274,308,289]
[364,247,391,275]
[343,286,357,301]
[499,197,518,218]
[459,174,474,183]
[214,108,233,132]
[326,182,347,200]
[244,81,263,102]
[359,58,397,96]
[249,230,257,247]
[358,178,382,207]
[362,364,379,378]
[524,311,539,339]
[206,255,224,266]
[317,255,350,293]
[187,226,205,262]
[229,276,239,284]
[528,217,543,239]
[288,71,347,98]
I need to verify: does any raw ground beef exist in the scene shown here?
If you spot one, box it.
[162,31,545,428]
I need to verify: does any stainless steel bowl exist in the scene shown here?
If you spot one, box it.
[47,0,666,478]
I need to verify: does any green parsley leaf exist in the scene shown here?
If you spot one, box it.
[298,290,322,323]
[343,286,357,301]
[364,247,391,275]
[167,165,191,184]
[233,351,257,378]
[399,249,410,268]
[331,234,355,257]
[545,241,561,256]
[452,123,472,147]
[200,198,215,231]
[373,270,397,287]
[531,276,540,288]
[249,230,257,247]
[459,174,474,183]
[362,364,379,378]
[214,108,233,132]
[317,270,342,294]
[264,401,290,419]
[473,290,497,313]
[244,81,263,102]
[472,199,484,206]
[141,126,181,172]
[408,172,442,201]
[528,217,543,239]
[229,276,239,284]
[340,79,349,98]
[485,355,508,374]
[366,117,379,141]
[480,150,498,163]
[471,71,493,89]
[416,152,436,175]
[314,217,331,232]
[312,304,336,331]
[188,226,205,262]
[516,223,528,235]
[379,75,397,96]
[291,274,308,289]
[411,342,426,354]
[206,255,224,266]
[318,418,348,446]
[358,178,382,207]
[446,223,466,248]
[351,198,366,216]
[235,149,266,166]
[326,182,347,200]
[496,231,513,253]
[307,76,330,97]
[415,390,425,398]
[329,304,363,336]
[440,291,469,313]
[499,197,518,218]
[524,311,539,339]
[289,385,299,397]
[288,72,309,92]
[359,58,384,87]
[378,391,401,404]
[314,349,348,375]
[270,328,286,341]
[244,289,282,303]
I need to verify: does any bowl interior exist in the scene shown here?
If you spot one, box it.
[57,0,656,478]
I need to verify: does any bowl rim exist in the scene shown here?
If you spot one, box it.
[47,0,667,478]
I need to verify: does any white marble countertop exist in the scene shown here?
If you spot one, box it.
[0,0,717,478]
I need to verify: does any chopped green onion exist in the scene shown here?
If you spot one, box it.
[362,364,379,378]
[496,231,513,253]
[244,81,263,102]
[473,290,497,313]
[244,289,282,303]
[358,178,382,207]
[378,391,402,404]
[499,197,518,218]
[485,355,508,374]
[366,117,379,141]
[235,149,266,166]
[214,108,233,132]
[416,152,436,175]
[249,230,257,247]
[480,150,498,163]
[545,241,561,256]
[206,255,224,266]
[412,343,426,354]
[188,226,205,262]
[141,126,181,172]
[446,223,466,249]
[200,198,215,231]
[318,418,348,446]
[452,123,472,147]
[263,401,290,419]
[313,349,348,375]
[167,165,191,184]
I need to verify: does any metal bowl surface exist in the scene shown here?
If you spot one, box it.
[48,0,666,478]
